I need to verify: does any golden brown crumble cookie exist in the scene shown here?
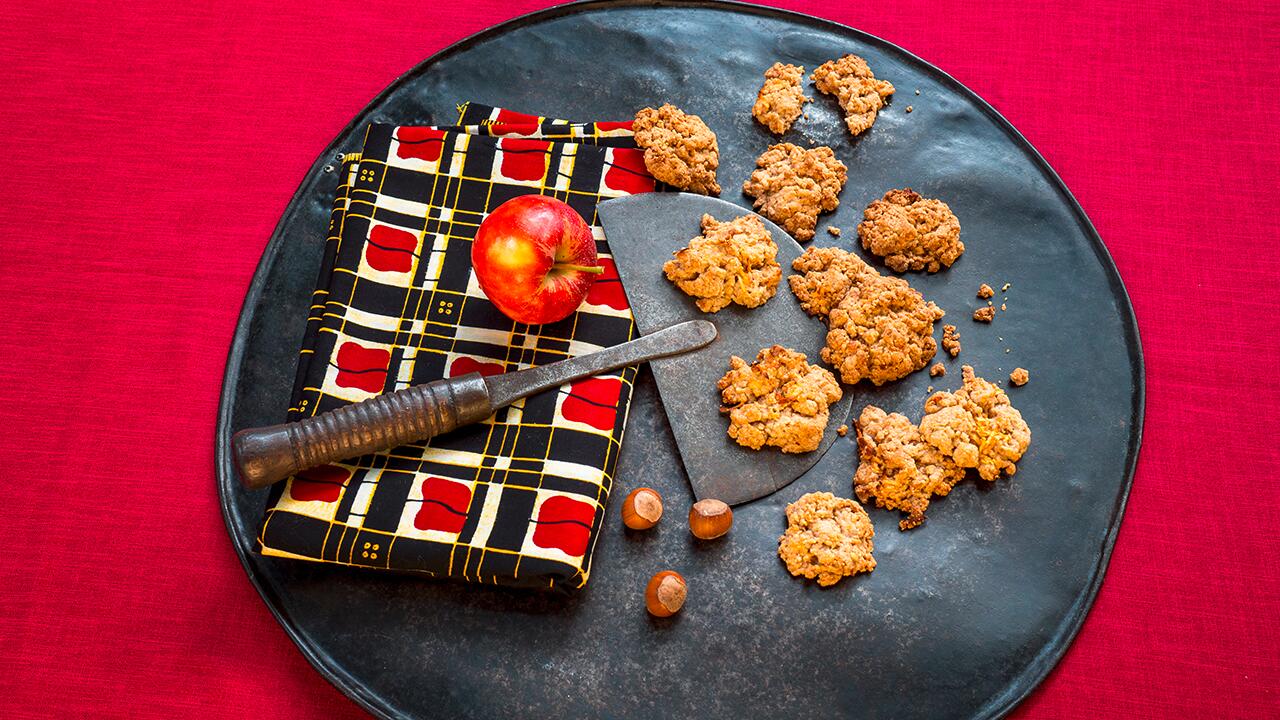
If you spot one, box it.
[742,143,848,242]
[930,362,946,377]
[977,283,995,299]
[858,189,963,273]
[752,62,809,135]
[778,491,876,586]
[821,273,945,385]
[1010,367,1029,386]
[942,324,961,357]
[854,406,965,530]
[787,246,875,317]
[973,306,995,322]
[811,54,895,137]
[632,104,721,195]
[920,365,1031,481]
[663,213,781,313]
[717,345,842,453]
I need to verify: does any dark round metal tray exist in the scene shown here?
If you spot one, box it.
[217,2,1144,718]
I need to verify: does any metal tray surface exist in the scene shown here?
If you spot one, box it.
[216,2,1145,718]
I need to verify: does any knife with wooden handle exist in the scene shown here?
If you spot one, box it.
[232,319,717,489]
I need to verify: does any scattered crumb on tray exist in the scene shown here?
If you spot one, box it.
[929,362,946,377]
[837,424,849,437]
[973,306,995,323]
[1002,282,1011,291]
[905,106,913,113]
[827,225,842,237]
[942,324,961,357]
[1010,368,1029,386]
[977,283,994,299]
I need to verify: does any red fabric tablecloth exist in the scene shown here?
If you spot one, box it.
[1,1,1276,717]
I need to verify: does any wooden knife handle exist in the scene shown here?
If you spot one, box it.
[232,372,493,490]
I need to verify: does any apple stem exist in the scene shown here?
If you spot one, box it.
[555,262,605,274]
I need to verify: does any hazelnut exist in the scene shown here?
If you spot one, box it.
[621,487,663,530]
[688,498,733,539]
[645,570,687,617]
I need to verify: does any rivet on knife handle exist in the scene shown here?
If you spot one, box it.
[232,373,493,490]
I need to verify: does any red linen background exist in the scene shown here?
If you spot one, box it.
[0,0,1276,717]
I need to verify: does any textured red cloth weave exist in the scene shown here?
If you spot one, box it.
[0,1,1275,718]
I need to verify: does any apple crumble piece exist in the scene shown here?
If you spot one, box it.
[663,213,781,313]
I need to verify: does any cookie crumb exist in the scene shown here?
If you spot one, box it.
[827,225,842,237]
[929,362,946,377]
[1010,367,1029,386]
[1001,303,1007,311]
[977,283,994,299]
[915,89,921,95]
[973,306,995,323]
[927,385,934,392]
[1002,282,1011,291]
[837,424,849,437]
[942,324,961,357]
[905,105,913,113]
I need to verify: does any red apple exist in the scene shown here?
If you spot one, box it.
[471,195,603,325]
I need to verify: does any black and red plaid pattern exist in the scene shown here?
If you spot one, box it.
[259,107,650,589]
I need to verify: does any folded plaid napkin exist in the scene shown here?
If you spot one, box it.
[258,105,653,590]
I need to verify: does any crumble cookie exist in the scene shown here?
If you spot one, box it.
[811,54,895,137]
[788,246,875,317]
[977,283,995,299]
[973,306,995,322]
[1010,368,1029,386]
[663,213,781,312]
[854,406,965,530]
[633,104,721,195]
[821,273,945,385]
[858,189,963,273]
[920,365,1031,480]
[930,362,946,377]
[778,491,876,586]
[752,62,809,134]
[742,143,847,242]
[717,345,842,453]
[942,324,961,357]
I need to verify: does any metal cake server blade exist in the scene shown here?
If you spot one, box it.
[600,193,853,506]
